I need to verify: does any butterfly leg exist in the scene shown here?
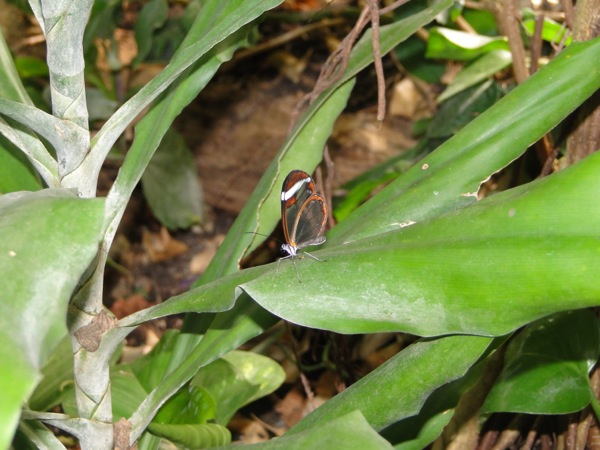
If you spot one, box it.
[302,251,326,262]
[276,255,302,282]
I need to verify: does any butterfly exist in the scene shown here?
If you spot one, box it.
[278,170,328,278]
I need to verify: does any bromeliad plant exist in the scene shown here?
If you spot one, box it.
[1,0,600,449]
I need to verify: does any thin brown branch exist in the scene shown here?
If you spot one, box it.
[366,0,386,121]
[234,17,347,62]
[291,0,411,128]
[496,0,529,83]
[561,0,575,30]
[521,416,543,450]
[379,0,411,16]
[529,14,544,74]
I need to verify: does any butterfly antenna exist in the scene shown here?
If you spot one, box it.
[245,231,283,245]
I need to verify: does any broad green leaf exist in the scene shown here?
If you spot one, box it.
[382,356,489,449]
[153,384,217,425]
[0,189,104,449]
[426,28,509,61]
[195,350,286,425]
[141,128,204,229]
[143,349,285,428]
[329,37,600,244]
[218,410,393,450]
[0,134,42,193]
[290,336,492,433]
[243,151,600,336]
[437,50,512,102]
[148,422,231,448]
[483,310,600,414]
[334,171,400,222]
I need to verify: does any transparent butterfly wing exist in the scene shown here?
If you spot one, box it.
[281,171,327,251]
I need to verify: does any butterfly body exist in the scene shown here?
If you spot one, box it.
[279,170,328,275]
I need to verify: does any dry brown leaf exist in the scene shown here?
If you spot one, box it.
[141,227,188,262]
[228,414,271,444]
[274,389,314,427]
[111,293,153,319]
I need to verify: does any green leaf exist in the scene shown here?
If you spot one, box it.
[28,336,73,412]
[0,29,33,105]
[141,128,204,229]
[290,336,492,433]
[86,87,118,121]
[244,151,600,336]
[0,30,58,187]
[522,13,572,46]
[382,362,485,449]
[154,384,217,425]
[133,0,169,66]
[427,79,502,138]
[148,422,231,448]
[14,56,49,79]
[462,8,498,36]
[437,50,512,102]
[127,296,277,443]
[110,367,152,420]
[0,190,104,449]
[117,266,264,328]
[329,37,600,244]
[195,350,286,425]
[218,410,393,450]
[426,27,510,61]
[483,310,600,414]
[0,134,42,193]
[128,330,181,393]
[394,35,445,83]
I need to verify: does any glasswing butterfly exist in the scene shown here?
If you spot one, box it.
[278,170,328,278]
